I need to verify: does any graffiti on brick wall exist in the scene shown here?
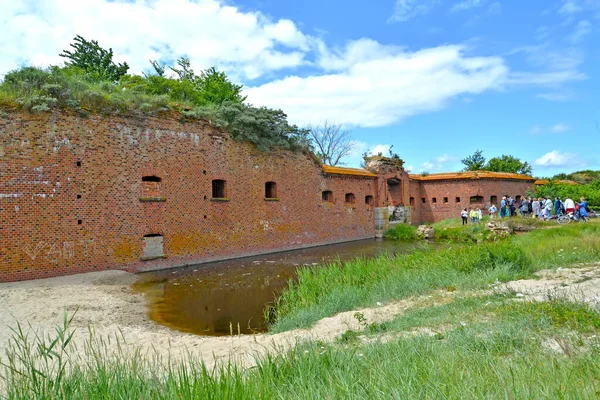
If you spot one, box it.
[21,240,97,262]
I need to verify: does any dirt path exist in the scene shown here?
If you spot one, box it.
[1,264,599,369]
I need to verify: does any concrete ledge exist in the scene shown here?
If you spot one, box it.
[135,235,375,273]
[139,197,166,202]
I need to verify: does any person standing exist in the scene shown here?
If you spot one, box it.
[554,197,562,216]
[564,197,575,215]
[500,197,507,218]
[488,204,497,219]
[519,197,529,218]
[470,208,478,224]
[477,208,482,223]
[461,208,468,225]
[544,196,552,219]
[532,198,540,218]
[579,197,588,220]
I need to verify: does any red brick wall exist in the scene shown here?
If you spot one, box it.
[408,178,535,223]
[0,111,376,282]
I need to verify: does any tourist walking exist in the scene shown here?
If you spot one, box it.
[461,208,468,225]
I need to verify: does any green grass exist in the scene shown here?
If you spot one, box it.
[383,223,417,240]
[269,223,600,333]
[3,297,600,399]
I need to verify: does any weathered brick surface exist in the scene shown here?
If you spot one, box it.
[409,178,535,223]
[0,111,538,282]
[0,111,375,282]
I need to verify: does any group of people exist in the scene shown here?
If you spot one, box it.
[460,208,482,225]
[488,195,590,220]
[460,195,590,224]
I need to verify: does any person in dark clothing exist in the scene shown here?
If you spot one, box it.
[554,197,562,217]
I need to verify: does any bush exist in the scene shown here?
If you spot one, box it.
[384,224,417,240]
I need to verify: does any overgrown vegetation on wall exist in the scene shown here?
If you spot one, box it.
[0,36,309,152]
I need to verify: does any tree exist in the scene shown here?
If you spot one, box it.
[485,155,532,175]
[461,149,486,171]
[60,35,129,82]
[307,121,355,166]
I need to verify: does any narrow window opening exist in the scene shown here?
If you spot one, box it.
[470,195,484,204]
[204,215,207,219]
[265,182,277,199]
[409,197,415,206]
[365,195,374,206]
[443,197,449,203]
[421,198,426,204]
[490,195,498,204]
[345,193,356,204]
[212,180,227,199]
[75,160,81,167]
[203,170,207,175]
[455,197,461,203]
[142,175,161,182]
[77,194,82,199]
[77,219,82,225]
[432,197,437,204]
[322,190,333,202]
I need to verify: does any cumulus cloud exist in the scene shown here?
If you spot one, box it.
[246,44,508,127]
[0,0,311,80]
[388,0,439,23]
[535,150,582,167]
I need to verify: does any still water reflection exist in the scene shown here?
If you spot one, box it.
[134,239,427,336]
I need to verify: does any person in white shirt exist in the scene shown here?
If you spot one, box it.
[564,197,575,214]
[488,204,497,219]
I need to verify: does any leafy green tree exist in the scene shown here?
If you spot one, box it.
[60,35,129,82]
[485,155,532,175]
[461,149,486,171]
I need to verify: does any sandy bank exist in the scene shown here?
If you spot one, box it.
[1,264,599,369]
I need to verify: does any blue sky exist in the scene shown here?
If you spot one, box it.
[2,0,599,176]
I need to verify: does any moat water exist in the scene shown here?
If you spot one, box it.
[134,239,428,336]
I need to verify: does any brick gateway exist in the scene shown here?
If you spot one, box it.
[0,111,536,282]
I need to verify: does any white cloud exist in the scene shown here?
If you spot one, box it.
[451,0,486,13]
[535,150,582,167]
[506,45,586,86]
[530,125,542,134]
[0,0,311,80]
[388,0,439,23]
[567,20,592,43]
[551,123,570,133]
[530,123,570,134]
[246,44,508,127]
[537,92,572,101]
[534,26,551,41]
[368,144,393,157]
[420,153,459,172]
[559,0,583,14]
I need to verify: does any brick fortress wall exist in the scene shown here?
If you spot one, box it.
[0,111,376,282]
[408,177,535,223]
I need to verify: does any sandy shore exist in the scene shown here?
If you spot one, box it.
[1,264,599,369]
